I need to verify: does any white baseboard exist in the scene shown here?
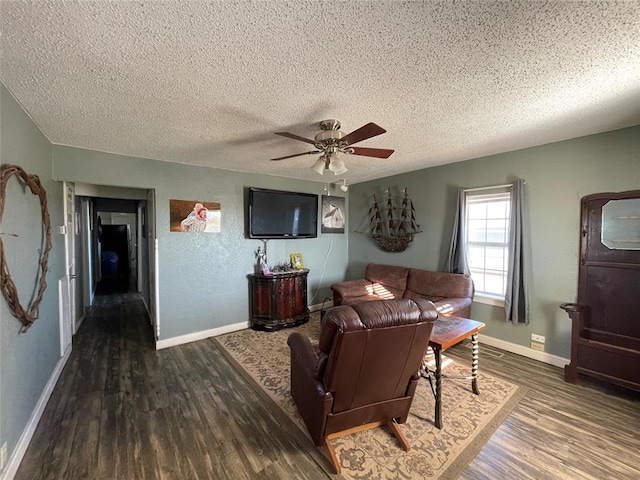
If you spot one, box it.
[155,302,331,351]
[155,321,250,350]
[74,314,85,334]
[142,296,150,316]
[479,334,570,368]
[309,299,333,312]
[141,297,151,326]
[2,346,72,480]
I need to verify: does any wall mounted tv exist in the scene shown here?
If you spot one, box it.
[248,188,318,239]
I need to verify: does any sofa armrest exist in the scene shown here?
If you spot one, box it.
[331,278,373,305]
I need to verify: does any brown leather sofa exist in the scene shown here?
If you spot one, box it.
[331,263,474,318]
[287,298,437,474]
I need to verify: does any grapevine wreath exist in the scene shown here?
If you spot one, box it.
[0,164,52,332]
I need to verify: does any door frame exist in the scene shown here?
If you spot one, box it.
[62,181,77,346]
[73,183,157,337]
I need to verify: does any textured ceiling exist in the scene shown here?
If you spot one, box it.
[1,1,639,184]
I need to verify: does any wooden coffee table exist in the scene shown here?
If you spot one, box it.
[421,315,486,429]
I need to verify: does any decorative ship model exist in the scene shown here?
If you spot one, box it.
[357,187,421,252]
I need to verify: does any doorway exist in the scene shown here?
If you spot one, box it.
[94,199,142,296]
[69,183,157,340]
[101,224,131,275]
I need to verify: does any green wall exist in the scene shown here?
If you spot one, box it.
[52,147,348,340]
[1,84,66,475]
[349,125,640,358]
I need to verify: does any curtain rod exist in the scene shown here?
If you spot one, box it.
[463,182,523,193]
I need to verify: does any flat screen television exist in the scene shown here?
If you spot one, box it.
[248,188,318,239]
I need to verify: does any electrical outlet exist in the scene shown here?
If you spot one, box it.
[1,441,7,470]
[531,342,545,352]
[531,333,545,344]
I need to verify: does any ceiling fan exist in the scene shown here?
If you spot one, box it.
[270,119,394,175]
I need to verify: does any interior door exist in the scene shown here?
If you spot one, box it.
[562,189,640,391]
[579,192,640,341]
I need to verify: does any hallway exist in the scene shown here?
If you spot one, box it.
[93,273,140,298]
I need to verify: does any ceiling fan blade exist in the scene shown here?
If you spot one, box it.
[270,151,319,161]
[341,123,387,145]
[348,147,394,159]
[275,132,317,145]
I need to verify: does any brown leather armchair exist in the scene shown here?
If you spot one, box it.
[287,298,437,474]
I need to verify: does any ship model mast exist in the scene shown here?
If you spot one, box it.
[358,188,421,252]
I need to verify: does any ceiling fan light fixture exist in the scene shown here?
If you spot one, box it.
[340,179,349,192]
[329,156,348,175]
[311,157,326,175]
[273,120,391,174]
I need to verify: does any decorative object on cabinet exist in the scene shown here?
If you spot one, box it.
[290,253,304,269]
[560,189,640,392]
[260,262,272,276]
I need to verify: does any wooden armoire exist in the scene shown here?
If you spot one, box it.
[561,190,640,392]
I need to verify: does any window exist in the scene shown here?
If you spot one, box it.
[465,190,511,301]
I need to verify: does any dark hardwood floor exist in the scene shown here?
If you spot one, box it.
[15,286,640,479]
[458,344,640,480]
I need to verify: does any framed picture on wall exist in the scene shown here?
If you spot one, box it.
[321,195,345,234]
[170,199,221,233]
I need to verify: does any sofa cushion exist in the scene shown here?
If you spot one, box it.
[402,290,445,303]
[365,263,409,300]
[330,278,373,302]
[432,297,473,317]
[406,269,473,299]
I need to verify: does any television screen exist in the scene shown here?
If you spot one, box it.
[249,188,318,238]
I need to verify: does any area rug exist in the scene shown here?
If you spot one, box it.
[212,314,526,479]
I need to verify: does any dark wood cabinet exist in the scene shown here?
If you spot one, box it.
[561,190,640,392]
[249,269,309,331]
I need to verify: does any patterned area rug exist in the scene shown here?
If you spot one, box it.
[213,314,526,479]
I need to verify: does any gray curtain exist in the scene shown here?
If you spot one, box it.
[504,179,529,324]
[444,187,469,275]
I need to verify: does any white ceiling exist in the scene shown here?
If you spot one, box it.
[1,1,639,184]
